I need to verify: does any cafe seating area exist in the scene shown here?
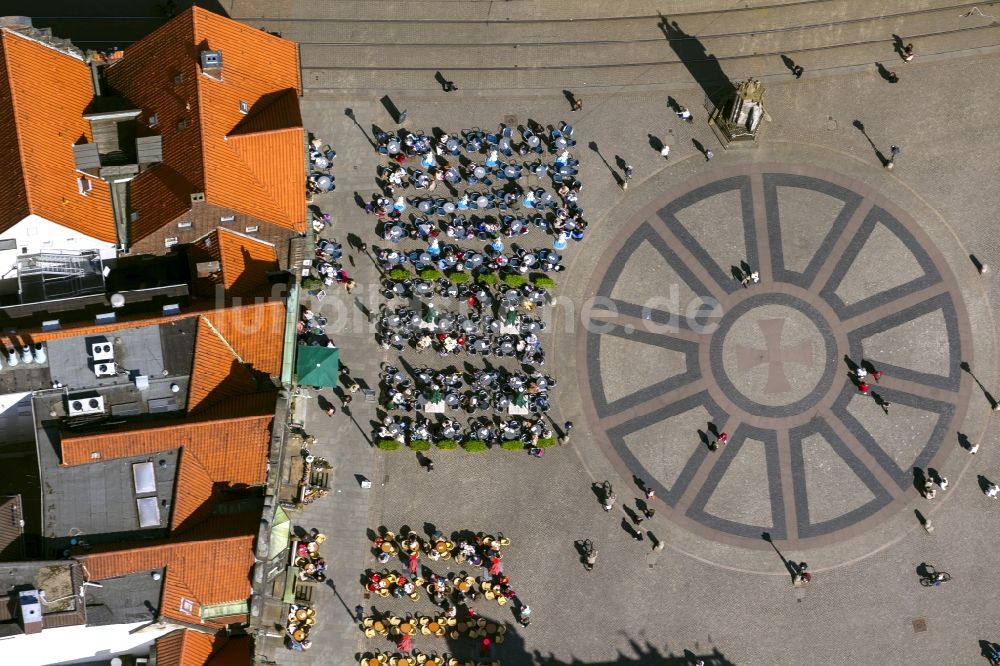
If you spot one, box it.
[358,651,500,666]
[361,528,516,661]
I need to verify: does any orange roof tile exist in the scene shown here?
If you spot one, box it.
[170,450,217,532]
[83,534,255,626]
[105,7,305,242]
[187,316,260,412]
[0,29,116,241]
[193,227,279,299]
[155,629,223,666]
[202,299,285,378]
[60,413,272,485]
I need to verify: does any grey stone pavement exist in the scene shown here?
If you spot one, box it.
[249,5,1000,666]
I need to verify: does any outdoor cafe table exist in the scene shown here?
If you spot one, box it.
[400,622,415,635]
[434,541,449,553]
[509,403,530,415]
[365,658,380,666]
[473,166,487,179]
[380,542,394,553]
[397,657,413,666]
[424,401,446,413]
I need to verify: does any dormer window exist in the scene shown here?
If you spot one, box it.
[173,73,184,85]
[148,113,158,128]
[239,100,249,114]
[77,177,92,196]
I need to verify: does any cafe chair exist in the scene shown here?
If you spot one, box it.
[390,626,401,636]
[417,655,428,664]
[421,625,432,635]
[419,616,430,625]
[476,618,487,628]
[446,617,457,626]
[449,630,460,640]
[484,590,495,600]
[414,577,426,587]
[409,591,420,601]
[377,656,388,664]
[497,625,507,634]
[389,658,399,666]
[389,616,402,626]
[497,595,507,606]
[364,627,377,638]
[496,635,505,644]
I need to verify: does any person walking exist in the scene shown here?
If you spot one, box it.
[677,107,693,122]
[710,432,728,450]
[572,97,583,112]
[622,164,633,190]
[937,475,948,491]
[886,144,901,169]
[924,478,937,499]
[442,79,457,92]
[986,482,1000,498]
[603,491,617,512]
[858,381,870,395]
[792,64,804,78]
[660,144,671,160]
[645,487,655,501]
[705,149,714,161]
[902,43,915,62]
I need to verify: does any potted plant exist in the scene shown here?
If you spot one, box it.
[389,267,412,282]
[502,274,528,289]
[436,439,458,450]
[377,439,401,451]
[535,437,558,448]
[419,267,443,281]
[476,272,499,286]
[448,271,471,284]
[532,275,556,290]
[408,440,432,451]
[500,440,524,451]
[461,439,488,453]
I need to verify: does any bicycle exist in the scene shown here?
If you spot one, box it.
[919,566,952,586]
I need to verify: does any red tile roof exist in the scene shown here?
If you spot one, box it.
[83,533,255,627]
[192,227,279,299]
[187,315,260,413]
[155,628,222,666]
[105,7,305,242]
[59,413,272,484]
[155,629,250,666]
[0,29,116,241]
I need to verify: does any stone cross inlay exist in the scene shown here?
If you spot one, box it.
[735,318,813,394]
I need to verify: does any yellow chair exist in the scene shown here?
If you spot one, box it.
[363,618,375,627]
[445,541,455,550]
[421,625,432,635]
[484,590,495,600]
[495,635,505,644]
[497,624,507,634]
[386,574,398,584]
[483,536,493,547]
[390,626,401,636]
[476,618,487,627]
[448,659,459,666]
[389,657,398,666]
[498,536,510,546]
[377,656,387,664]
[418,616,430,625]
[449,630,459,640]
[497,595,507,606]
[414,577,426,587]
[417,656,428,664]
[389,616,402,626]
[480,581,492,591]
[440,550,451,560]
[446,617,457,626]
[378,588,390,597]
[364,627,377,638]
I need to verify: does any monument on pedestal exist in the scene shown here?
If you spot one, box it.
[708,77,767,146]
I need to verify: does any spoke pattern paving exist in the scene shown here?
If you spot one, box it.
[581,165,972,551]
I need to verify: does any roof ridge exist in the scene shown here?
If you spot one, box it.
[199,313,244,365]
[215,225,276,247]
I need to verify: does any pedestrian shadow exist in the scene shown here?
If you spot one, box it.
[380,95,404,123]
[588,141,623,187]
[761,532,799,580]
[589,482,607,506]
[891,34,905,59]
[961,361,999,408]
[691,138,710,159]
[697,428,710,448]
[958,431,973,451]
[729,265,745,283]
[780,54,798,74]
[648,134,665,154]
[912,467,929,494]
[874,62,898,83]
[666,96,682,114]
[562,89,579,111]
[658,15,736,108]
[978,474,994,493]
[852,120,889,167]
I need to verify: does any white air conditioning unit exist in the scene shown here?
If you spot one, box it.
[94,362,117,378]
[67,395,105,416]
[91,342,114,361]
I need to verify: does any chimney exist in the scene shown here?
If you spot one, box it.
[18,590,43,634]
[200,50,223,80]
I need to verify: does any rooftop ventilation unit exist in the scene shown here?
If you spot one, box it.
[94,362,117,378]
[91,342,114,361]
[18,590,42,634]
[67,395,105,416]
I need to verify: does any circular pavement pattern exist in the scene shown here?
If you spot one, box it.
[580,166,972,549]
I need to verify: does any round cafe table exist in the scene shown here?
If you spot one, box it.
[381,542,393,553]
[456,580,470,592]
[527,135,540,148]
[443,201,456,213]
[473,166,487,179]
[367,658,380,666]
[398,658,413,666]
[374,621,386,632]
[435,541,448,553]
[313,156,330,169]
[418,201,432,213]
[400,623,413,635]
[428,621,441,633]
[522,253,537,266]
[473,340,488,352]
[446,138,460,152]
[387,141,400,154]
[476,195,489,208]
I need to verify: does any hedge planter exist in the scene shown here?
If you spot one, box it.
[532,275,556,290]
[378,439,401,451]
[476,272,499,286]
[500,440,524,451]
[502,274,528,289]
[436,439,458,450]
[448,271,471,284]
[389,267,412,282]
[535,437,558,448]
[301,276,323,291]
[419,267,443,281]
[408,440,432,452]
[461,439,488,453]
